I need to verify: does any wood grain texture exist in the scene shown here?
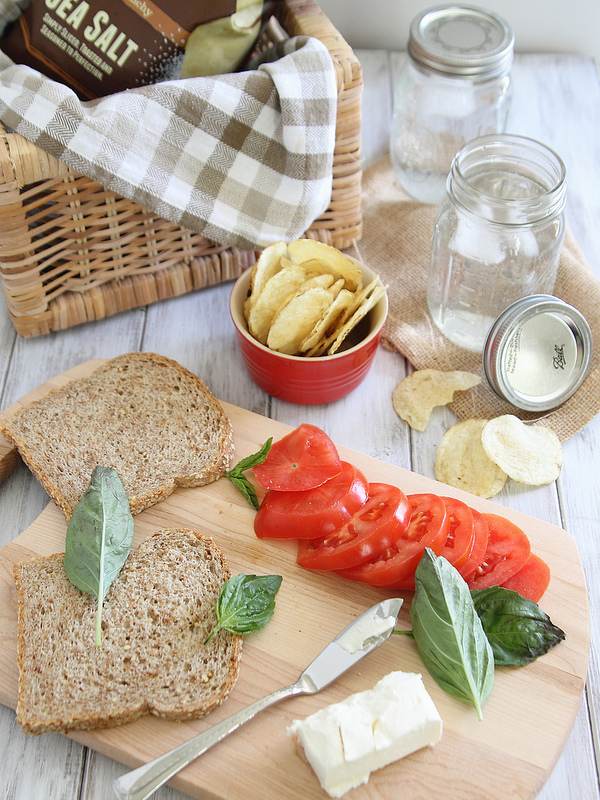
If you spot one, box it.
[0,359,589,800]
[0,52,598,800]
[0,310,145,799]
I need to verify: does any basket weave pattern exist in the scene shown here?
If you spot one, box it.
[0,0,362,336]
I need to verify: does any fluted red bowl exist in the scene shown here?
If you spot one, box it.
[230,262,388,404]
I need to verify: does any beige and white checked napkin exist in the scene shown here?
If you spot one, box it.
[0,3,337,249]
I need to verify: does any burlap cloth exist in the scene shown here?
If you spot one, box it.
[358,158,600,442]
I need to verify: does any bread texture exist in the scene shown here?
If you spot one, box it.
[14,528,243,734]
[1,353,234,517]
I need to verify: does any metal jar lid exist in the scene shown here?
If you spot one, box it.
[483,295,592,412]
[408,4,514,80]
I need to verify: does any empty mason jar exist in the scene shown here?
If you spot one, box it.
[390,5,513,204]
[428,134,567,352]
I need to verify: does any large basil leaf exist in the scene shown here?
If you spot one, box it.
[471,586,565,666]
[205,573,282,643]
[411,548,494,719]
[64,466,134,647]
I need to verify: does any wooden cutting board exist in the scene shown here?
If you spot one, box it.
[0,360,589,800]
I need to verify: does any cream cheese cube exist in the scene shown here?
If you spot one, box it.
[288,671,442,798]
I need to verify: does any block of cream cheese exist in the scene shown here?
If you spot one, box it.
[288,671,442,799]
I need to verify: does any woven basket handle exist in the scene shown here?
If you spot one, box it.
[0,359,105,484]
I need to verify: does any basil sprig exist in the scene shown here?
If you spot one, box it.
[471,586,565,666]
[64,466,134,647]
[410,549,494,720]
[226,438,272,509]
[205,573,282,643]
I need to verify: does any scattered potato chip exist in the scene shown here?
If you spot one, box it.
[435,419,507,498]
[327,282,386,355]
[481,415,562,486]
[247,265,306,343]
[287,239,363,291]
[392,370,481,432]
[301,288,354,353]
[267,287,333,354]
[245,241,287,313]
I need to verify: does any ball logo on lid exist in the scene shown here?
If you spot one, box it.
[552,345,567,371]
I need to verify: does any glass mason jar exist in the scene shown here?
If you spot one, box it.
[428,134,567,352]
[390,5,514,204]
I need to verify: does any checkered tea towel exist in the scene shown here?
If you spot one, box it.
[0,6,337,249]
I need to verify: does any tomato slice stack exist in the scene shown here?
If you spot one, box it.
[255,461,369,540]
[297,483,410,570]
[251,424,551,601]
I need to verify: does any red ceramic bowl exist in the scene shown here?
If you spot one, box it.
[230,262,388,404]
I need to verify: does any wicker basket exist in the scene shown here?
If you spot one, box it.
[0,0,362,336]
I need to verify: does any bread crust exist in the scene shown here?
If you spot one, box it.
[1,353,235,519]
[13,528,243,734]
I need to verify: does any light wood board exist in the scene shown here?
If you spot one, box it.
[0,358,590,800]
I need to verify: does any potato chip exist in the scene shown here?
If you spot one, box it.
[247,265,306,343]
[435,419,507,498]
[327,283,386,355]
[481,415,562,485]
[301,288,354,353]
[245,241,288,313]
[334,277,378,327]
[267,287,333,354]
[287,239,363,291]
[298,273,335,291]
[329,278,345,298]
[392,370,481,432]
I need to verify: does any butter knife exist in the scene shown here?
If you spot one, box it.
[113,597,403,800]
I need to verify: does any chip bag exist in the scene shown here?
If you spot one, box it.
[0,0,235,98]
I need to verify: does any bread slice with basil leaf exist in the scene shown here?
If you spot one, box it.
[13,528,242,734]
[1,353,234,518]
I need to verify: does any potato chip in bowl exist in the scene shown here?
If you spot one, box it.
[230,240,388,404]
[242,240,386,358]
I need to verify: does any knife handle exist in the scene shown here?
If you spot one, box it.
[112,682,305,800]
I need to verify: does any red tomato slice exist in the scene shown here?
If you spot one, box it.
[501,554,550,602]
[337,493,448,588]
[467,513,531,590]
[436,497,474,571]
[253,424,341,491]
[254,462,368,540]
[296,483,410,571]
[459,509,489,578]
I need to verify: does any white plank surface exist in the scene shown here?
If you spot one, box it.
[0,52,598,800]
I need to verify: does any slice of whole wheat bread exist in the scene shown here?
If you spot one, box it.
[14,528,243,734]
[1,353,234,517]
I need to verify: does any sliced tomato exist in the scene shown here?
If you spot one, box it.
[467,513,531,590]
[337,493,448,588]
[254,462,368,540]
[501,554,550,602]
[436,497,474,571]
[296,483,410,571]
[459,509,489,578]
[253,424,341,491]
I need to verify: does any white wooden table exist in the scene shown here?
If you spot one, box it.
[0,52,599,800]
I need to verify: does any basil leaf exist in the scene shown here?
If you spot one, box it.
[205,573,282,643]
[228,475,259,510]
[411,549,494,720]
[64,466,134,647]
[226,438,272,508]
[471,586,566,666]
[228,438,273,476]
